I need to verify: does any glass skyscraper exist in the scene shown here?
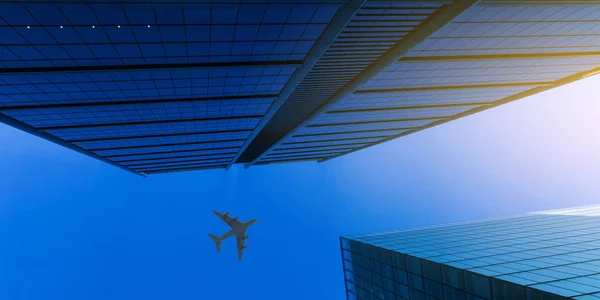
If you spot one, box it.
[5,1,600,174]
[340,206,600,300]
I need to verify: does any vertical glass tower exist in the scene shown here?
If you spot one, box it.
[340,206,600,300]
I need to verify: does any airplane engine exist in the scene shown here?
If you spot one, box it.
[243,245,248,249]
[224,212,230,216]
[244,235,249,239]
[233,216,239,221]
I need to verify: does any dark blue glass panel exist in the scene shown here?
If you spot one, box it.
[212,4,239,24]
[110,148,238,162]
[396,283,410,299]
[424,279,444,299]
[183,5,211,25]
[48,27,84,44]
[311,5,340,23]
[423,260,442,283]
[0,28,28,44]
[27,4,68,25]
[442,266,465,290]
[407,256,423,276]
[91,4,128,24]
[119,154,235,166]
[263,5,293,24]
[409,273,424,292]
[93,140,244,157]
[8,46,44,60]
[0,67,294,106]
[443,286,466,300]
[132,159,232,171]
[16,28,56,44]
[411,289,426,300]
[155,6,184,24]
[0,3,37,25]
[60,4,99,25]
[288,5,318,23]
[464,271,491,299]
[1,3,334,67]
[4,97,272,128]
[45,117,261,141]
[36,46,70,59]
[237,5,266,24]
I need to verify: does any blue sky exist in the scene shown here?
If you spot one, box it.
[1,75,600,300]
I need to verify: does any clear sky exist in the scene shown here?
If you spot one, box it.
[1,75,600,300]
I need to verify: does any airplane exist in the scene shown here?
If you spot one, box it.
[208,210,258,261]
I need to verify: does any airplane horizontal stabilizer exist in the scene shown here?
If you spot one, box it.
[208,233,221,252]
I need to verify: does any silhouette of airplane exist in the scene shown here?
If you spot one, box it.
[209,211,257,261]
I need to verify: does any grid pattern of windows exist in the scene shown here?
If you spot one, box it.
[263,150,347,161]
[133,160,230,173]
[329,86,535,111]
[252,2,600,168]
[250,2,445,165]
[0,3,338,67]
[318,105,482,125]
[6,1,600,174]
[279,137,384,148]
[0,67,295,106]
[45,118,261,141]
[360,57,600,90]
[108,148,239,162]
[2,97,273,127]
[411,5,600,57]
[291,129,408,142]
[294,119,439,136]
[271,142,365,153]
[93,140,244,157]
[72,130,251,150]
[341,206,600,300]
[118,153,236,167]
[0,1,341,175]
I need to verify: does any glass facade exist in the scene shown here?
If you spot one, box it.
[5,1,600,173]
[340,206,600,300]
[252,2,600,166]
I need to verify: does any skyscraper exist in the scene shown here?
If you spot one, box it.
[340,206,600,300]
[3,1,600,175]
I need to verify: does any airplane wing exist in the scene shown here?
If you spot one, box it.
[219,230,235,241]
[236,234,246,261]
[213,210,236,228]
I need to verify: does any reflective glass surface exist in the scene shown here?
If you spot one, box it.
[341,206,600,300]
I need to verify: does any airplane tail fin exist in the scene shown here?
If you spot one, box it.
[208,233,221,252]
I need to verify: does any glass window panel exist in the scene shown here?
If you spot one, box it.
[342,238,351,250]
[263,5,293,24]
[464,271,491,299]
[492,278,526,300]
[0,3,37,25]
[288,5,317,23]
[373,273,383,287]
[408,273,424,292]
[312,5,339,23]
[425,279,444,300]
[155,5,184,24]
[423,260,442,283]
[395,283,410,299]
[395,268,408,285]
[442,265,465,290]
[407,256,423,276]
[237,5,266,24]
[443,286,466,300]
[384,276,394,292]
[382,264,393,279]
